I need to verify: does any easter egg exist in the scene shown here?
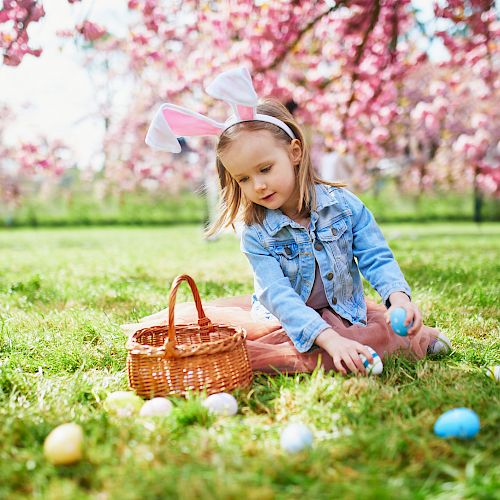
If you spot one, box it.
[484,365,500,381]
[202,393,238,416]
[390,307,413,336]
[104,391,143,417]
[44,423,83,465]
[359,346,383,375]
[434,408,480,439]
[140,397,173,417]
[280,423,313,453]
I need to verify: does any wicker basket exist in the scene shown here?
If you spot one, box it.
[126,274,253,398]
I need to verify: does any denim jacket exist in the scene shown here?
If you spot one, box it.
[240,184,411,353]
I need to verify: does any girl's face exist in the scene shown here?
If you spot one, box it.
[219,129,302,218]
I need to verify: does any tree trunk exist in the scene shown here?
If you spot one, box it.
[473,166,483,223]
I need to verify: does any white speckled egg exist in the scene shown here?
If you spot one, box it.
[140,397,173,417]
[280,423,313,453]
[359,346,383,375]
[202,392,238,416]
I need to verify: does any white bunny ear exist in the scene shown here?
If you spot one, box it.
[205,67,257,120]
[145,104,224,152]
[145,105,182,152]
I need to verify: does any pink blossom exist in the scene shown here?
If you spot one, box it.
[424,114,440,134]
[471,113,488,129]
[429,80,447,96]
[77,20,107,42]
[371,126,390,143]
[431,97,448,119]
[411,102,432,122]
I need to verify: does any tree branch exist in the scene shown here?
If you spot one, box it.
[367,5,400,108]
[341,0,381,139]
[2,2,41,65]
[255,0,347,73]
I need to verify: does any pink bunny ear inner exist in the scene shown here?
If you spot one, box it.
[237,105,255,120]
[161,105,223,137]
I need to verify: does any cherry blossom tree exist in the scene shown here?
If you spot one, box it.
[117,1,499,208]
[0,0,45,66]
[0,0,111,65]
[2,0,499,221]
[434,1,499,219]
[0,103,73,224]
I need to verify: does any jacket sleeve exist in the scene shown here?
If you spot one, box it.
[240,225,331,353]
[342,189,411,305]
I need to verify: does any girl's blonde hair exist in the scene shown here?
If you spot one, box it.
[205,98,345,238]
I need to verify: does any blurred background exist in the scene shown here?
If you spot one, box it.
[1,0,499,228]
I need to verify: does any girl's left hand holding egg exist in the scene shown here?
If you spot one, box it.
[384,292,422,335]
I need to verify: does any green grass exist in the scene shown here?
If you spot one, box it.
[2,187,499,227]
[0,223,499,499]
[1,191,208,227]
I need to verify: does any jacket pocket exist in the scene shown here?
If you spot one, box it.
[270,241,300,286]
[317,218,348,243]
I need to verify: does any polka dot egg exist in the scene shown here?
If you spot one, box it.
[390,307,413,336]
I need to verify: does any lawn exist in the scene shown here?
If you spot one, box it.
[0,223,499,499]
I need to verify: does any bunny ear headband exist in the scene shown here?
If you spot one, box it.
[145,67,296,153]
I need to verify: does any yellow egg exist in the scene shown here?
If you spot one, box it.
[44,423,83,465]
[104,391,143,417]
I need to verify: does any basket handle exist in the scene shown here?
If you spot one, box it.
[164,274,214,352]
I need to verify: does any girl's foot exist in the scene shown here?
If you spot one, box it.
[427,332,452,356]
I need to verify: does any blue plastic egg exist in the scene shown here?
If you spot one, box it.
[434,408,480,439]
[390,307,413,336]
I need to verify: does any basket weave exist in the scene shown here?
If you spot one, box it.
[126,274,253,398]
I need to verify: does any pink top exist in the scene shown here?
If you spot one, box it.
[295,220,329,311]
[306,262,330,310]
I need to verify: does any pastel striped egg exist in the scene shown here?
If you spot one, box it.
[359,347,383,375]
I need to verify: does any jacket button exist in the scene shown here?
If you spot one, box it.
[326,272,333,280]
[331,228,337,236]
[314,242,323,251]
[332,296,337,305]
[284,246,292,256]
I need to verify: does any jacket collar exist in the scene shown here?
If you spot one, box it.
[262,183,339,236]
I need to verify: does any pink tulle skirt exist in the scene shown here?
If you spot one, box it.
[123,295,437,375]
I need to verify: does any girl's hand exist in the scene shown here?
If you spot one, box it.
[315,328,373,375]
[384,292,422,335]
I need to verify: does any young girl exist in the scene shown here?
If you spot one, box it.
[135,67,450,375]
